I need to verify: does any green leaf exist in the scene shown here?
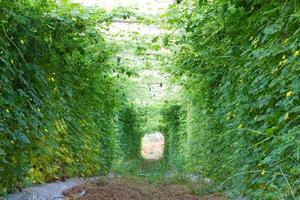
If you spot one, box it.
[290,105,300,113]
[12,131,30,144]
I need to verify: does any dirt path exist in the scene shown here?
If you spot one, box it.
[4,178,86,200]
[63,177,223,200]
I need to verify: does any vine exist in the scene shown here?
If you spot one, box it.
[0,0,119,194]
[163,0,300,199]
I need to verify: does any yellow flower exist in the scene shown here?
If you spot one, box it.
[284,113,289,121]
[294,50,300,57]
[261,170,266,176]
[66,157,72,164]
[282,59,287,64]
[286,91,293,97]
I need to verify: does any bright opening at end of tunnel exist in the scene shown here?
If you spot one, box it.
[141,132,164,160]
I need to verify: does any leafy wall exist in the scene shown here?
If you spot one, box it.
[115,101,143,161]
[0,0,119,194]
[160,101,187,170]
[163,0,300,199]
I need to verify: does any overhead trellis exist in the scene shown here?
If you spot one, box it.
[102,3,178,106]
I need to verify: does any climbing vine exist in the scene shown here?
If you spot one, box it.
[160,101,187,169]
[0,0,120,194]
[115,101,143,161]
[163,0,300,199]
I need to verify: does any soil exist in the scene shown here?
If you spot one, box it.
[63,177,223,200]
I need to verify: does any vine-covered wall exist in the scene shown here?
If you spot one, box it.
[0,0,119,194]
[160,102,187,170]
[116,102,143,161]
[164,0,300,199]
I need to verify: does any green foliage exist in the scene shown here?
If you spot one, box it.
[2,0,299,199]
[111,7,136,20]
[113,159,169,180]
[160,101,187,170]
[0,0,119,194]
[164,0,300,199]
[142,103,163,134]
[115,101,143,161]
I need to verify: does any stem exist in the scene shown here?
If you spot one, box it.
[1,24,29,69]
[280,167,295,200]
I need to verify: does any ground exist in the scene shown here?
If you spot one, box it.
[63,177,223,200]
[5,160,224,200]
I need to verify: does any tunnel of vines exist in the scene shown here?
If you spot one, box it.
[0,0,299,199]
